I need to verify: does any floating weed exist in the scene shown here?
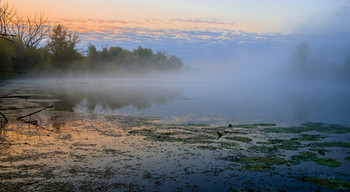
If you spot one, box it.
[345,157,350,162]
[237,156,288,165]
[309,148,329,155]
[315,158,341,167]
[128,129,154,136]
[267,122,350,134]
[290,152,318,164]
[186,135,216,144]
[128,129,184,142]
[257,139,300,145]
[291,134,327,141]
[187,123,210,127]
[307,178,350,190]
[309,142,350,148]
[239,164,276,172]
[218,142,239,150]
[197,145,221,150]
[225,136,252,143]
[234,123,276,129]
[248,146,277,153]
[273,145,299,151]
[223,130,248,135]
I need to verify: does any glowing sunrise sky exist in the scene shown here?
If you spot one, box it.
[6,0,350,66]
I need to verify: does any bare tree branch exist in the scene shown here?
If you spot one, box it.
[17,106,53,120]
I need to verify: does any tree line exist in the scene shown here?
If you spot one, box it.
[0,1,183,78]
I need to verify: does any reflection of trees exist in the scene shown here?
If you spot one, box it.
[43,83,181,112]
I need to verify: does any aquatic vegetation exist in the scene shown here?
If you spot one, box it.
[128,129,154,136]
[248,146,277,153]
[307,178,350,190]
[187,123,210,127]
[223,130,248,135]
[218,142,239,149]
[185,135,216,144]
[290,152,318,163]
[345,157,350,162]
[258,139,300,145]
[309,148,329,155]
[267,122,350,134]
[233,123,276,129]
[273,145,299,151]
[256,139,300,151]
[291,134,327,141]
[128,129,184,142]
[237,156,287,165]
[239,164,276,172]
[308,142,350,148]
[225,136,252,143]
[315,158,341,167]
[197,145,221,150]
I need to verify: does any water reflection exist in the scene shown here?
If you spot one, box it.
[37,81,182,113]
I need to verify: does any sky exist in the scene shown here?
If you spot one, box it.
[7,0,350,67]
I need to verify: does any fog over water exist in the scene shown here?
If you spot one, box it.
[22,40,350,126]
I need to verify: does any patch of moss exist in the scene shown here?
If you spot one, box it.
[218,142,239,149]
[290,152,318,164]
[267,122,350,134]
[291,134,327,141]
[315,158,341,167]
[237,156,287,165]
[248,146,277,153]
[309,142,350,148]
[225,136,252,143]
[307,178,350,190]
[239,164,276,172]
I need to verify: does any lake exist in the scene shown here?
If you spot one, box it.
[0,77,349,191]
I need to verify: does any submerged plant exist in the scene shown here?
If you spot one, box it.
[239,164,275,172]
[225,136,252,143]
[315,158,341,167]
[290,152,318,164]
[307,178,350,190]
[309,142,350,148]
[291,134,327,141]
[267,122,350,134]
[237,156,287,165]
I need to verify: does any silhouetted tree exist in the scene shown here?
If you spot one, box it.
[46,24,82,70]
[11,13,48,48]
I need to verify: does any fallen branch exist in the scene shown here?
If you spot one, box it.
[17,105,53,120]
[23,120,54,132]
[0,111,8,123]
[0,70,28,74]
[4,88,20,97]
[0,95,30,99]
[0,111,8,129]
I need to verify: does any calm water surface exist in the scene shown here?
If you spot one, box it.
[13,78,350,126]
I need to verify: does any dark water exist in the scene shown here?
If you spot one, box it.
[11,77,350,126]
